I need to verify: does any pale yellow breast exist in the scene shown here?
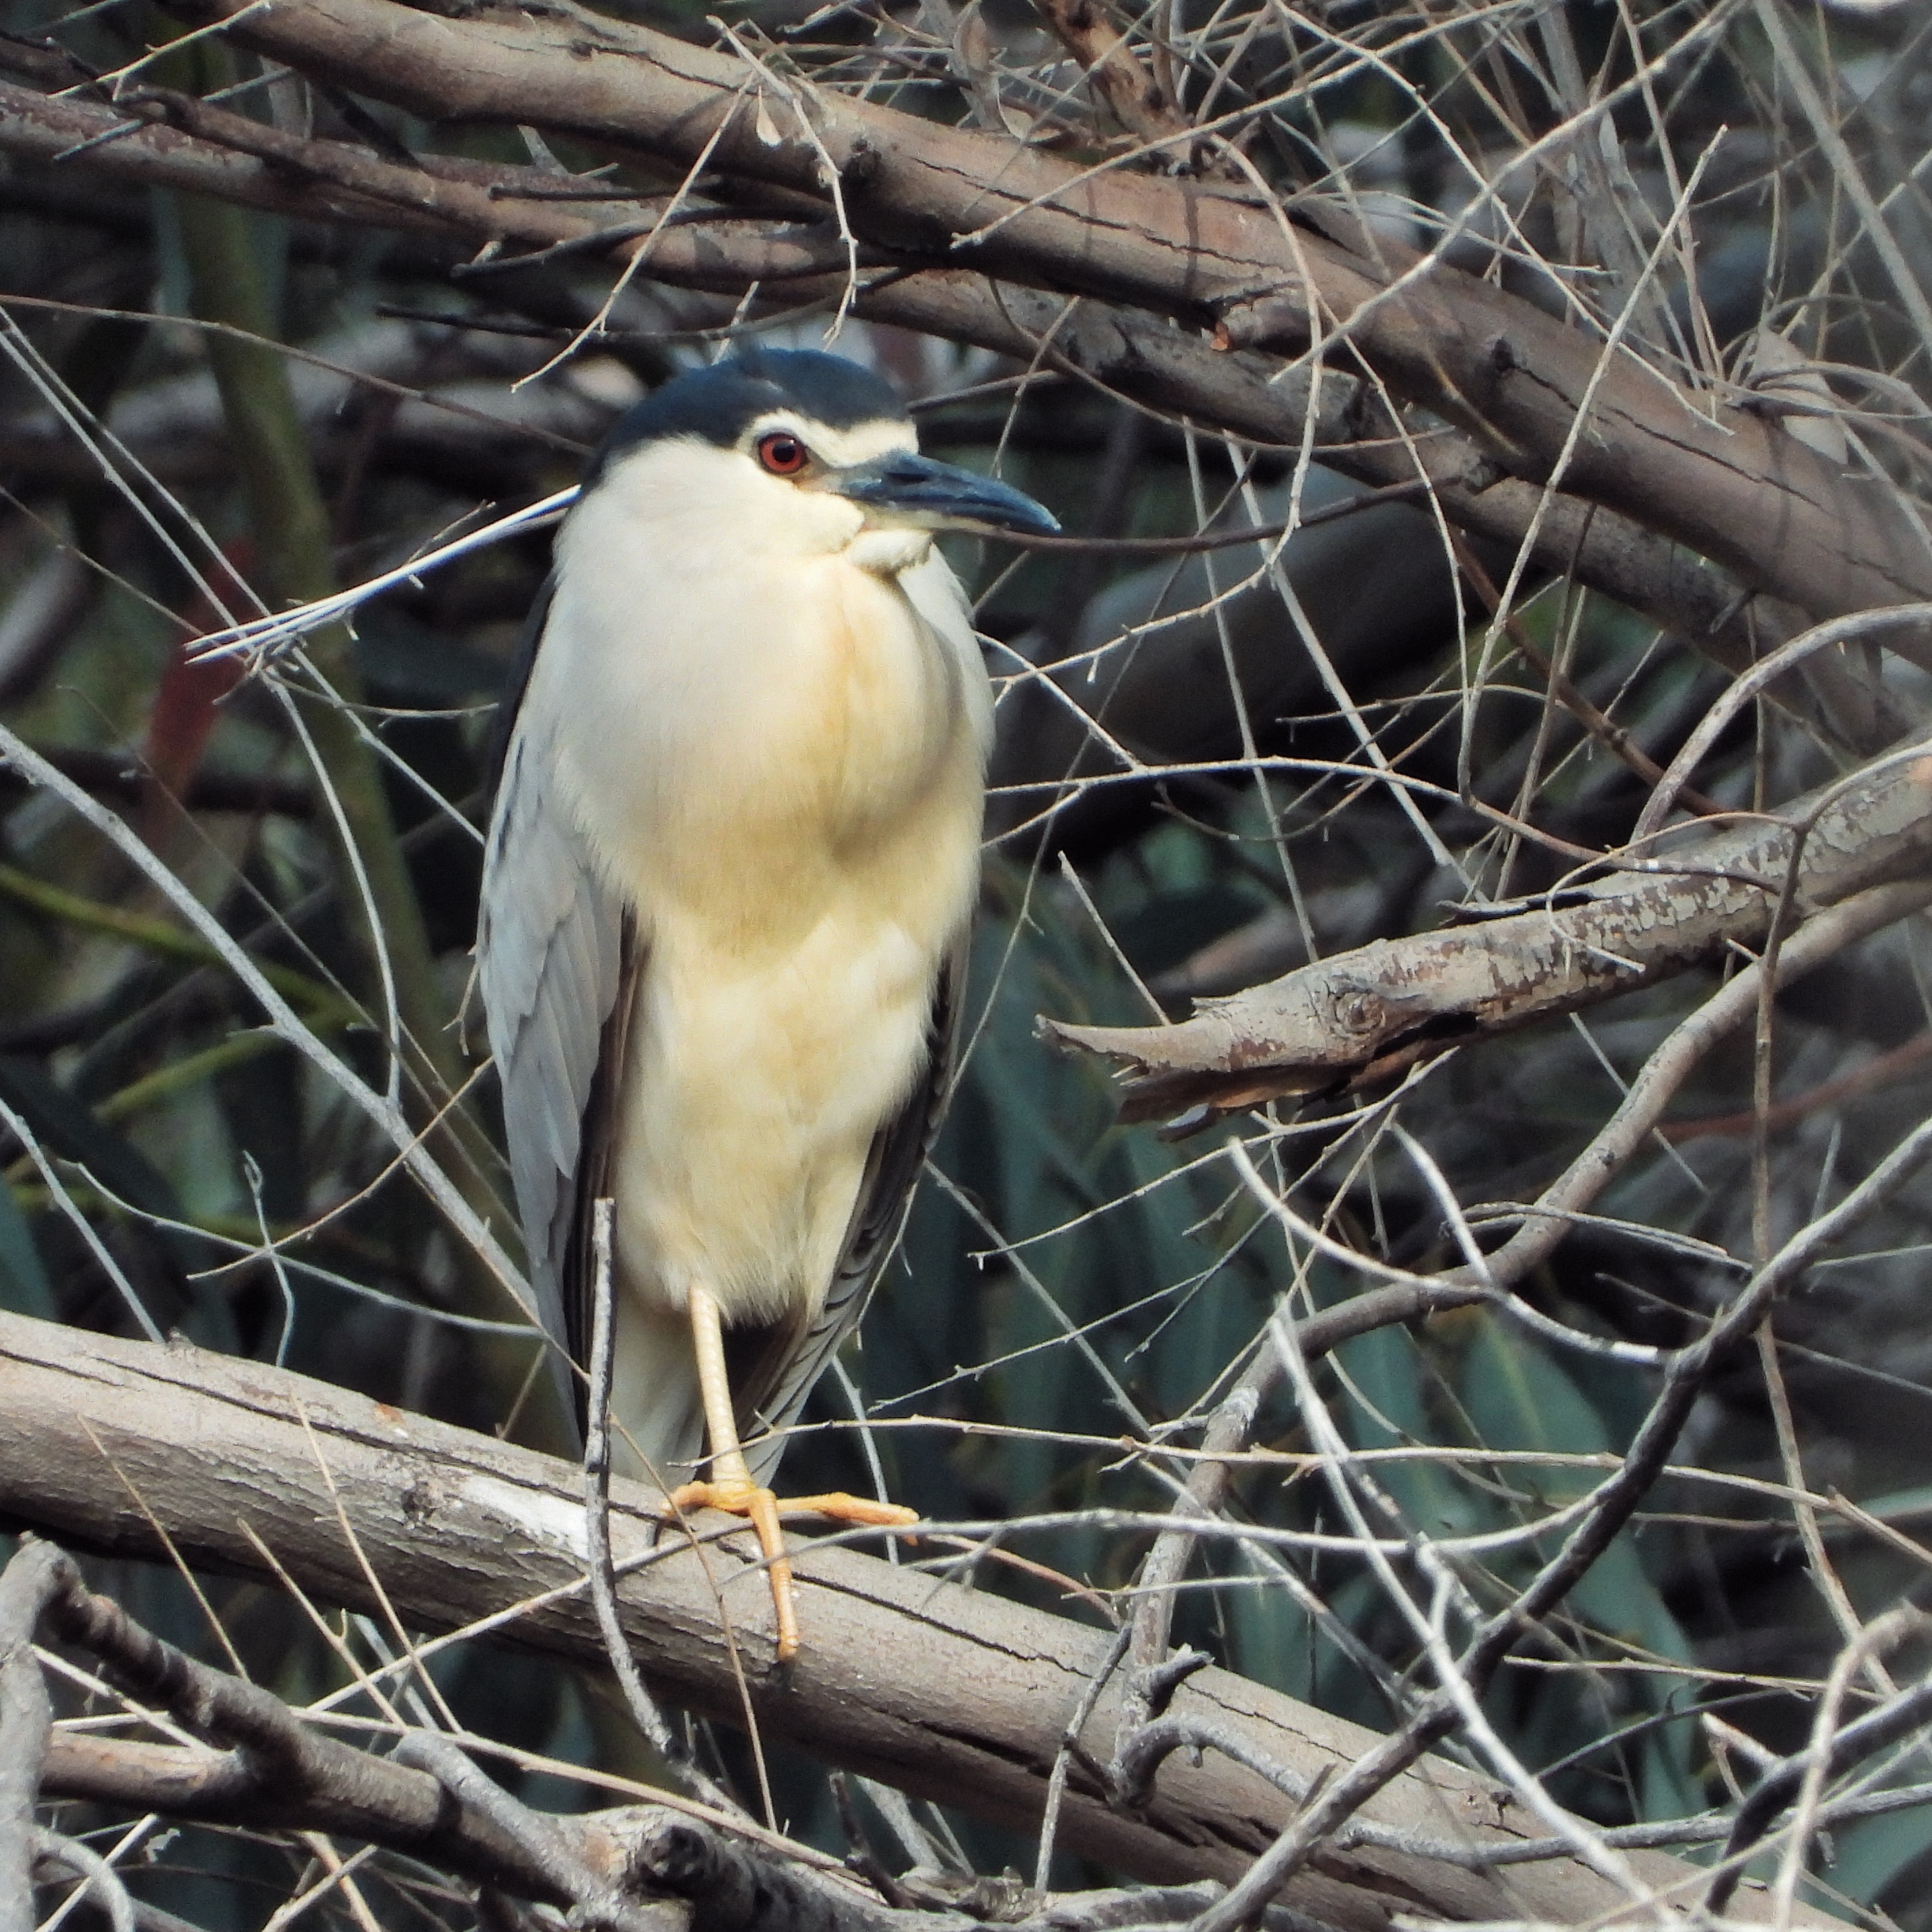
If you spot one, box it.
[604,550,987,1326]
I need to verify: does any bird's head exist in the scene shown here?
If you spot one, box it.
[581,348,1059,574]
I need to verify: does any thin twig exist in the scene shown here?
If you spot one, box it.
[582,1198,742,1815]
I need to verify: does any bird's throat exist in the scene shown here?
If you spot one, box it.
[845,527,934,577]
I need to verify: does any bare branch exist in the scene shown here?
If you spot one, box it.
[0,1542,63,1932]
[1045,733,1932,1120]
[0,67,1881,723]
[1030,0,1193,153]
[0,1313,1810,1927]
[136,0,1932,636]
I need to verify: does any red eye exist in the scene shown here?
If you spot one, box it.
[756,432,809,476]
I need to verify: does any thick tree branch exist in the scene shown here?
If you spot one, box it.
[1045,732,1932,1120]
[130,0,1932,638]
[25,1535,1131,1930]
[3,72,1880,751]
[0,1312,1810,1929]
[36,1706,1332,1932]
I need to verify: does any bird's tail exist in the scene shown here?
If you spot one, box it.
[609,1299,709,1493]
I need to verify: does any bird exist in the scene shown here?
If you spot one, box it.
[476,347,1057,1658]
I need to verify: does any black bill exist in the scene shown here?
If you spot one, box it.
[828,452,1059,537]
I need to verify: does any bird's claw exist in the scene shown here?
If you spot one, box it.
[664,1480,798,1657]
[662,1483,920,1661]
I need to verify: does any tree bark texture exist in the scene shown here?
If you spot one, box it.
[0,1311,1812,1929]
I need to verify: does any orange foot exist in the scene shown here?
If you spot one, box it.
[665,1483,918,1660]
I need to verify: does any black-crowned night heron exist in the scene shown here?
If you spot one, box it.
[477,348,1057,1657]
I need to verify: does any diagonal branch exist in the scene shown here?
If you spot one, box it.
[134,0,1932,636]
[0,1311,1813,1929]
[1044,731,1932,1121]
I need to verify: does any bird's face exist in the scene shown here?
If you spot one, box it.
[576,350,1057,579]
[717,406,1059,576]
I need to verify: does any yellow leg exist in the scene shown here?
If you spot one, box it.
[664,1284,915,1663]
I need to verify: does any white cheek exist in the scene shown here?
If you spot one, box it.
[782,488,868,554]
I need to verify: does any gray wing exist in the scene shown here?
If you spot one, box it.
[476,686,629,1440]
[730,940,968,1484]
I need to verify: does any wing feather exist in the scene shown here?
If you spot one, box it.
[558,917,643,1420]
[477,613,629,1432]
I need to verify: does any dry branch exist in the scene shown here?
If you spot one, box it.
[0,1311,1814,1929]
[134,0,1932,639]
[1045,733,1932,1121]
[1030,0,1192,152]
[7,1541,596,1911]
[9,5,1923,664]
[17,1537,1177,1929]
[3,60,1896,732]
